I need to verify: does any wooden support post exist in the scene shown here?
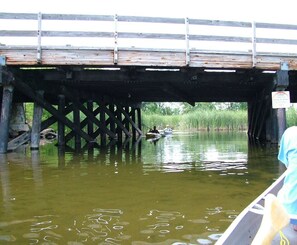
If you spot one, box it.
[265,107,273,142]
[256,99,269,140]
[137,108,142,132]
[65,106,100,143]
[117,106,142,136]
[247,101,253,138]
[253,100,264,139]
[87,101,94,137]
[0,85,14,154]
[109,104,116,134]
[116,106,122,142]
[58,94,65,146]
[62,90,116,139]
[98,102,130,137]
[13,79,94,142]
[31,91,44,150]
[131,107,136,140]
[124,106,130,138]
[73,105,81,148]
[271,109,278,144]
[277,108,286,142]
[100,104,106,146]
[274,65,289,143]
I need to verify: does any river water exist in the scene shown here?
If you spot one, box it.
[0,131,282,244]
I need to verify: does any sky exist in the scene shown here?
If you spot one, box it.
[1,0,297,24]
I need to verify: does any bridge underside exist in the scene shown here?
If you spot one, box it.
[1,65,296,153]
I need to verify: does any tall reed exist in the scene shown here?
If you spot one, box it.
[287,107,297,127]
[143,110,247,131]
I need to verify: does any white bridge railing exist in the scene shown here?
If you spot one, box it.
[1,12,297,67]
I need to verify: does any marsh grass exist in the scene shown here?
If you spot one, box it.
[287,107,297,127]
[143,110,248,131]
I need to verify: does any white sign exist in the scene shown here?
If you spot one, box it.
[272,91,290,109]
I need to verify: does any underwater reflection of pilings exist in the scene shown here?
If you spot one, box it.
[58,146,66,168]
[247,137,284,174]
[0,154,11,213]
[55,136,143,167]
[31,150,44,189]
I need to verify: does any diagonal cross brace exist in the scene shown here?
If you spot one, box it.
[13,80,94,142]
[116,106,142,135]
[64,106,101,143]
[97,102,131,137]
[62,89,116,139]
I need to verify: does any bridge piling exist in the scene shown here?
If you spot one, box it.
[116,107,123,143]
[109,104,116,135]
[247,66,289,143]
[0,85,14,154]
[73,105,81,148]
[100,104,107,146]
[30,91,44,150]
[274,67,289,142]
[57,95,65,146]
[87,101,94,138]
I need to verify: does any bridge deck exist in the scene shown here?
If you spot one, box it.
[2,46,297,70]
[1,13,297,70]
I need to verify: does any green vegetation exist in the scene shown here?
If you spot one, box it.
[143,102,297,131]
[25,103,52,125]
[143,107,247,131]
[287,106,297,127]
[24,102,297,132]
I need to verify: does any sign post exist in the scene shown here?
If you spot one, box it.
[272,91,290,143]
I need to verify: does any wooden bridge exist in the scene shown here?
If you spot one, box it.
[1,12,297,153]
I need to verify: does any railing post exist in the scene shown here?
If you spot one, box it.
[252,21,257,68]
[37,12,42,64]
[114,14,118,65]
[185,17,190,66]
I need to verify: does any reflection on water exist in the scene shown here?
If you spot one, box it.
[0,131,281,244]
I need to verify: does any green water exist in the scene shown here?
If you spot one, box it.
[0,131,281,244]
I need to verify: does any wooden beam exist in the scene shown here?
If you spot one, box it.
[131,107,136,139]
[7,103,73,151]
[100,104,106,146]
[137,108,142,132]
[61,90,116,139]
[64,106,101,143]
[41,103,73,130]
[117,106,142,135]
[12,79,94,142]
[73,104,81,146]
[109,104,116,134]
[57,94,65,146]
[0,85,14,153]
[162,83,195,107]
[274,68,289,141]
[30,90,44,150]
[98,102,131,137]
[87,101,94,137]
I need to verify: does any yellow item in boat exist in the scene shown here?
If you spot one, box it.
[251,194,290,245]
